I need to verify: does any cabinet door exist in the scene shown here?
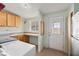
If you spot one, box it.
[16,16,22,27]
[23,35,29,43]
[0,11,7,26]
[15,35,29,43]
[7,12,16,27]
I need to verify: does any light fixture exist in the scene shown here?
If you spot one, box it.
[0,3,5,11]
[21,3,31,8]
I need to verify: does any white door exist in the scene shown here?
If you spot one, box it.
[72,12,79,55]
[48,17,65,51]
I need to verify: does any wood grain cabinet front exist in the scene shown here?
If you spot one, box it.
[15,35,29,43]
[0,11,7,26]
[15,16,22,27]
[7,12,16,27]
[0,11,22,27]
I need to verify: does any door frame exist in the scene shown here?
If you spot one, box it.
[67,11,74,56]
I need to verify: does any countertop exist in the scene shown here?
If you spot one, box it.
[10,32,40,36]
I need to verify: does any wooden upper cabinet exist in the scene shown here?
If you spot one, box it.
[15,15,22,27]
[0,11,7,26]
[0,11,21,27]
[7,12,16,27]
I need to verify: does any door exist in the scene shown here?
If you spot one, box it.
[48,17,65,51]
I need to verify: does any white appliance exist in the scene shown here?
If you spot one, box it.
[72,12,79,56]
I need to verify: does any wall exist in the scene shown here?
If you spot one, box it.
[43,10,69,52]
[23,16,41,32]
[74,3,79,14]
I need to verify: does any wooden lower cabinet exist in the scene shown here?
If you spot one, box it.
[15,35,29,43]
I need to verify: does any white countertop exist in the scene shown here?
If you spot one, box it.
[10,32,40,36]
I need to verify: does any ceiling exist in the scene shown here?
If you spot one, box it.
[4,3,72,18]
[30,3,72,14]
